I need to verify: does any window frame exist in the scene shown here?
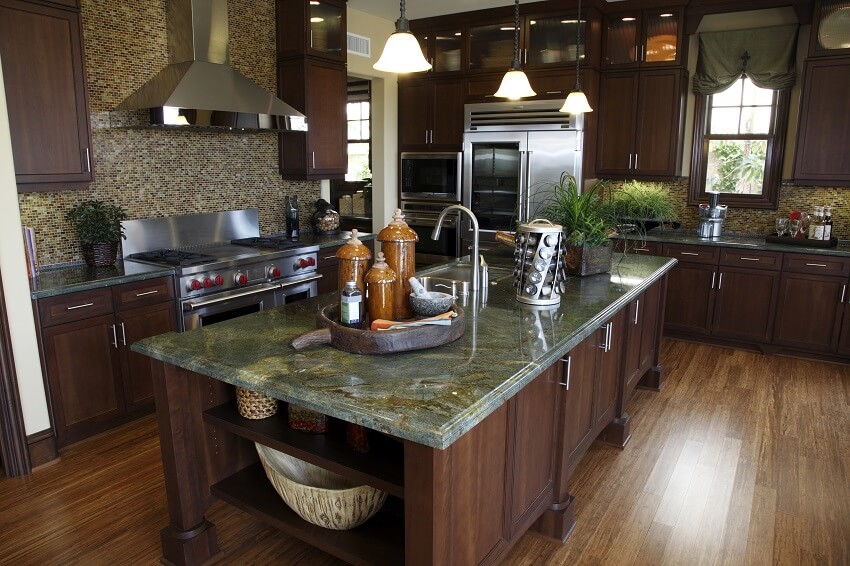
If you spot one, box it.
[688,78,791,210]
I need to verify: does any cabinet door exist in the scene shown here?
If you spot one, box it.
[277,0,346,62]
[641,10,682,66]
[664,262,716,335]
[773,272,845,352]
[561,339,597,473]
[633,69,684,176]
[711,267,779,343]
[595,311,624,429]
[603,11,639,67]
[430,78,464,150]
[116,302,176,412]
[596,72,638,174]
[316,244,342,295]
[398,80,433,150]
[622,293,644,396]
[42,314,123,447]
[0,0,93,190]
[638,280,662,372]
[837,306,850,356]
[793,58,850,185]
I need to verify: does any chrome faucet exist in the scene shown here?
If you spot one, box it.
[432,204,483,292]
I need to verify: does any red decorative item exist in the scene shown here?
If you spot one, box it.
[287,404,328,433]
[346,423,370,453]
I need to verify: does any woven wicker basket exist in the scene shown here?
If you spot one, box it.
[235,387,278,419]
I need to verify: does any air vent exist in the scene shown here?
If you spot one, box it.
[465,100,580,131]
[347,33,371,58]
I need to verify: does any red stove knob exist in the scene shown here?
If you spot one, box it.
[298,258,309,269]
[235,272,248,285]
[202,277,213,288]
[269,266,281,278]
[306,257,316,267]
[213,275,224,286]
[188,279,202,291]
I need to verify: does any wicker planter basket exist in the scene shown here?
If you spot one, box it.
[255,443,387,530]
[235,387,278,419]
[81,241,119,268]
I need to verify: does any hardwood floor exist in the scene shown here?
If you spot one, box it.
[1,339,848,565]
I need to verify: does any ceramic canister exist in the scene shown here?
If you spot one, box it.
[336,229,372,308]
[377,209,419,319]
[364,252,396,323]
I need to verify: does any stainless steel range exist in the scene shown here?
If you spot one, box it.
[122,209,320,331]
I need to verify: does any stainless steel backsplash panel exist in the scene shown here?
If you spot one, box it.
[121,209,260,256]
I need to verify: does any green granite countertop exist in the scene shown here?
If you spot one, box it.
[621,229,850,257]
[133,253,675,449]
[29,232,371,300]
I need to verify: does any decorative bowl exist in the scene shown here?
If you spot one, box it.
[255,443,387,530]
[408,291,455,316]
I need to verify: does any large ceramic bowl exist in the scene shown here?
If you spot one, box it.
[408,291,455,316]
[255,443,387,530]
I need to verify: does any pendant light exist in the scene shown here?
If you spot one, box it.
[373,0,432,73]
[560,0,593,114]
[494,0,536,99]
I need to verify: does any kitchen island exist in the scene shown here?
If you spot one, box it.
[132,253,676,565]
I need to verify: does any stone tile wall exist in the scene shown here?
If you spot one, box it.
[17,0,319,267]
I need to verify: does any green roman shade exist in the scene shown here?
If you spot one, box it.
[693,24,799,94]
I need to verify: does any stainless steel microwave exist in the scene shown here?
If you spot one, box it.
[400,152,462,202]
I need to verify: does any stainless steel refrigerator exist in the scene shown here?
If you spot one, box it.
[461,100,583,244]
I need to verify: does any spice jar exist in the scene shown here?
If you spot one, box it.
[336,228,372,300]
[310,198,340,234]
[364,252,396,323]
[378,209,418,320]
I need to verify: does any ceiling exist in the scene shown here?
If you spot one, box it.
[347,0,622,21]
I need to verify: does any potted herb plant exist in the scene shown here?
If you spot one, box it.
[66,199,127,267]
[539,173,617,276]
[604,180,679,235]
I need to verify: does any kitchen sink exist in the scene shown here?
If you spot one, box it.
[418,261,513,295]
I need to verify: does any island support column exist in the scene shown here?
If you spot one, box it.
[152,361,221,565]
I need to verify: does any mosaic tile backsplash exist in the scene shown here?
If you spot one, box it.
[16,0,319,267]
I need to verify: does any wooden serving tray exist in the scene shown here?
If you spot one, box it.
[290,304,465,354]
[765,235,837,248]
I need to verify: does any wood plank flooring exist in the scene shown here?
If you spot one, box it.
[1,339,848,565]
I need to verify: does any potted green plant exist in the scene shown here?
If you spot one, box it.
[604,180,679,235]
[66,199,127,267]
[539,173,617,276]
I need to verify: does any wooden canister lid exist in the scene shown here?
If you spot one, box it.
[365,252,396,284]
[377,209,419,243]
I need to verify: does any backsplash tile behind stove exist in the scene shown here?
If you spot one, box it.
[16,0,320,267]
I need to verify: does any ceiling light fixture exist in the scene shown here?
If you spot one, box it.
[494,0,536,100]
[560,0,593,114]
[373,0,432,73]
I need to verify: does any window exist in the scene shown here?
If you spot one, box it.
[345,98,371,181]
[689,77,790,209]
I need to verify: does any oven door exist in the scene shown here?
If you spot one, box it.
[401,202,460,267]
[181,282,281,331]
[274,275,320,306]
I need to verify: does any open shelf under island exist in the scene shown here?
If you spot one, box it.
[133,253,676,565]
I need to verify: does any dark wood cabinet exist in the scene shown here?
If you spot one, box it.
[622,279,664,402]
[594,312,623,430]
[278,58,347,180]
[560,338,597,474]
[711,266,779,343]
[602,7,685,69]
[596,68,686,178]
[0,0,93,191]
[837,305,850,356]
[276,0,346,63]
[413,27,465,73]
[792,57,850,186]
[773,272,846,352]
[808,0,850,58]
[664,261,716,335]
[398,77,465,151]
[36,276,176,447]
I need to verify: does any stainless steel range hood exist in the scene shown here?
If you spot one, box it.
[116,0,306,132]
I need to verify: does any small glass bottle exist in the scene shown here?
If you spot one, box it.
[364,252,396,323]
[340,281,363,328]
[808,206,824,240]
[823,206,833,241]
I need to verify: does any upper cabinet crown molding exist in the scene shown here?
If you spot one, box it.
[684,0,813,34]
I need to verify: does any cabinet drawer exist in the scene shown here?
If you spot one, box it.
[113,276,175,312]
[782,253,850,277]
[616,240,662,255]
[662,243,720,265]
[317,244,343,268]
[720,249,782,270]
[39,287,113,327]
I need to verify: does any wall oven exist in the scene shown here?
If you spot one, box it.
[400,152,462,202]
[400,201,460,267]
[181,276,319,331]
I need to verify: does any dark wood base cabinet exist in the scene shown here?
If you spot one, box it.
[36,277,176,447]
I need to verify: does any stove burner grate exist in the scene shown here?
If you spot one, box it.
[126,249,218,267]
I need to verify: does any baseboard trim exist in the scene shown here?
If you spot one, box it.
[27,429,58,468]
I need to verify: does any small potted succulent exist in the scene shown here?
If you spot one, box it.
[66,199,127,267]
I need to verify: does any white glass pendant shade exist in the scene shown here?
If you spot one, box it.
[494,69,537,99]
[373,32,432,73]
[560,89,593,114]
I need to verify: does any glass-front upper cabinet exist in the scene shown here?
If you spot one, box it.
[277,0,346,62]
[810,0,850,56]
[525,14,586,68]
[469,21,516,72]
[603,8,682,68]
[413,28,465,73]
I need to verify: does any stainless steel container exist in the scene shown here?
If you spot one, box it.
[513,219,567,306]
[697,192,727,239]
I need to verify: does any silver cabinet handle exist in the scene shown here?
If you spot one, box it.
[718,273,723,290]
[545,90,563,95]
[85,147,91,172]
[710,271,716,289]
[311,151,316,169]
[135,289,159,297]
[680,251,699,256]
[806,263,828,268]
[628,153,633,169]
[634,299,640,325]
[119,322,127,346]
[110,324,117,348]
[322,255,337,260]
[634,153,639,169]
[739,257,760,262]
[606,322,613,353]
[67,302,94,310]
[559,356,572,389]
[842,284,847,304]
[634,247,650,252]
